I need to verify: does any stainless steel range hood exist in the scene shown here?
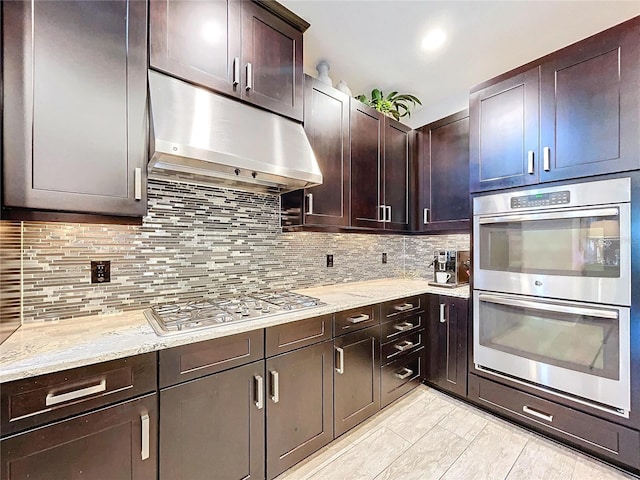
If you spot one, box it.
[147,70,322,194]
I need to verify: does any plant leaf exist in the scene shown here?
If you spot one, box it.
[371,89,382,100]
[386,91,398,101]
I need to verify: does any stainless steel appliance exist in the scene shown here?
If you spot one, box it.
[428,250,470,288]
[473,177,630,305]
[472,177,632,417]
[144,292,324,336]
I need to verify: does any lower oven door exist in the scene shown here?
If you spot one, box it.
[473,291,630,415]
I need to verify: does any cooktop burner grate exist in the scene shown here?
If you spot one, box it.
[144,292,324,336]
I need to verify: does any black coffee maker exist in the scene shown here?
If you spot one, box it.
[428,250,470,287]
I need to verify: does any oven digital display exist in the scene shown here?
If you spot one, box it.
[510,191,570,208]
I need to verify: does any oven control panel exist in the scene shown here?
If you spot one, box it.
[510,190,570,209]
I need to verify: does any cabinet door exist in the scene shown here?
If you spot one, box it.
[539,19,640,182]
[417,111,470,233]
[334,325,381,437]
[301,76,351,226]
[149,0,241,97]
[160,361,265,480]
[241,1,303,121]
[350,100,385,229]
[426,296,468,397]
[266,341,334,479]
[3,0,147,217]
[469,68,539,193]
[1,394,157,480]
[383,118,411,231]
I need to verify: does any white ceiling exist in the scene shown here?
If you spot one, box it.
[279,1,640,128]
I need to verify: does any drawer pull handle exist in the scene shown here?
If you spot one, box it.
[232,57,240,86]
[254,375,264,410]
[270,370,279,403]
[335,347,345,374]
[348,313,370,324]
[141,413,150,460]
[523,405,553,423]
[394,340,414,352]
[439,303,446,323]
[45,379,107,406]
[394,303,414,312]
[394,322,414,332]
[395,368,414,380]
[306,193,314,215]
[246,62,253,91]
[543,146,551,171]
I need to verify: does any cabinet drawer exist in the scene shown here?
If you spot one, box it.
[266,314,332,357]
[159,330,264,388]
[334,304,379,335]
[381,329,424,365]
[380,312,424,342]
[1,353,156,437]
[469,374,640,470]
[381,348,424,408]
[381,295,425,320]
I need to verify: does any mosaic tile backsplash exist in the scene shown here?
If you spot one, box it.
[8,179,469,323]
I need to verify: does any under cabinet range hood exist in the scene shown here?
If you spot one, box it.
[147,71,322,194]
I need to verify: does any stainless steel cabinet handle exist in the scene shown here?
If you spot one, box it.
[379,205,386,222]
[395,368,413,380]
[527,150,534,174]
[439,303,446,323]
[478,293,619,320]
[394,303,414,312]
[394,340,414,352]
[386,206,392,223]
[254,375,264,410]
[394,321,414,332]
[232,57,240,86]
[543,147,551,171]
[335,347,344,374]
[246,63,253,91]
[45,379,106,406]
[348,313,370,324]
[141,413,150,460]
[523,405,553,422]
[134,167,142,200]
[423,208,429,224]
[306,193,314,215]
[270,370,279,403]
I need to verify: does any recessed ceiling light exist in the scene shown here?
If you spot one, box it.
[421,28,446,51]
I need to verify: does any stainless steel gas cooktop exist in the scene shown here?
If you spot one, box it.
[144,291,325,336]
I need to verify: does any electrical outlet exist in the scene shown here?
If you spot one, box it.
[326,254,334,267]
[382,253,387,264]
[91,260,111,284]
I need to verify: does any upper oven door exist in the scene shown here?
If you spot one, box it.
[473,203,630,306]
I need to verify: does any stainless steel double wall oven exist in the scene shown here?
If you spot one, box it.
[472,177,631,416]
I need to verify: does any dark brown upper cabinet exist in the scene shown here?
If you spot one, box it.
[281,75,350,229]
[415,110,470,233]
[350,100,411,232]
[150,0,306,121]
[470,16,640,193]
[2,0,148,220]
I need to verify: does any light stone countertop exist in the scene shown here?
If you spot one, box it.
[0,278,469,384]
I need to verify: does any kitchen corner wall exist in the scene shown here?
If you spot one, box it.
[5,179,469,323]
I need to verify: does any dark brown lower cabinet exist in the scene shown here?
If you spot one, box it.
[334,325,381,437]
[424,295,468,397]
[469,373,640,471]
[266,340,334,479]
[1,393,157,480]
[159,361,265,480]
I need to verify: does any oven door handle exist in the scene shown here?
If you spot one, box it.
[478,294,619,320]
[477,207,619,225]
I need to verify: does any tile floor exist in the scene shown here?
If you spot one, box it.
[275,385,638,480]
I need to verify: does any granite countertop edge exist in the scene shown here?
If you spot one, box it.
[0,278,469,384]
